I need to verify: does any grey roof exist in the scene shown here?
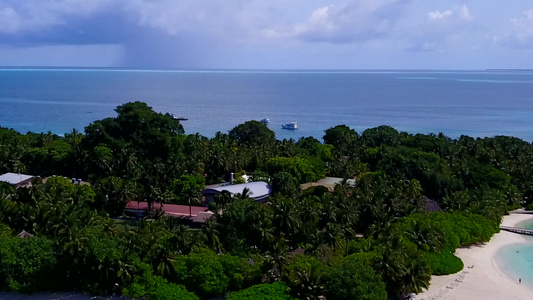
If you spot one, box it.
[0,173,34,185]
[316,177,356,186]
[202,181,272,200]
[17,230,34,238]
[423,197,443,213]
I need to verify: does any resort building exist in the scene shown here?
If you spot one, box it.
[125,201,214,225]
[201,181,272,204]
[0,172,35,188]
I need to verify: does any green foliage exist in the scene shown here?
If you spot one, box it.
[172,174,206,205]
[0,127,29,174]
[219,253,263,291]
[443,188,512,225]
[361,125,404,147]
[248,170,270,183]
[122,259,198,300]
[62,228,129,294]
[172,248,230,298]
[364,146,461,200]
[227,282,295,300]
[271,172,300,196]
[229,120,276,146]
[296,136,332,160]
[216,199,273,253]
[327,254,387,300]
[0,236,57,293]
[233,170,247,184]
[424,250,464,275]
[93,176,136,215]
[323,125,359,156]
[265,156,325,184]
[373,238,431,298]
[353,172,424,235]
[0,115,528,298]
[22,139,74,176]
[283,255,328,299]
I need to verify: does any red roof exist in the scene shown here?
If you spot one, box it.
[126,201,208,217]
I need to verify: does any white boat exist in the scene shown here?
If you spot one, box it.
[281,122,298,130]
[171,114,188,121]
[260,118,270,124]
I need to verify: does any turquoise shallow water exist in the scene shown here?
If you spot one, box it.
[494,218,533,289]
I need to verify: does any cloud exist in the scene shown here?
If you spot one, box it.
[405,5,478,52]
[458,5,473,21]
[0,0,532,69]
[0,0,118,34]
[0,7,20,33]
[428,10,453,20]
[0,44,124,67]
[493,10,533,49]
[427,5,472,22]
[287,0,411,44]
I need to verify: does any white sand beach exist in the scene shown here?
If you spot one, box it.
[413,213,533,300]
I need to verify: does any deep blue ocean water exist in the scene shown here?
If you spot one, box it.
[1,69,533,141]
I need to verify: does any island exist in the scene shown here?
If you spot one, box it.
[0,101,531,300]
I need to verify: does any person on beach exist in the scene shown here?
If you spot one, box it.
[519,278,521,283]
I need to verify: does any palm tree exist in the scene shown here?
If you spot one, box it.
[264,240,290,282]
[272,197,300,242]
[202,218,222,252]
[214,190,233,209]
[234,187,252,200]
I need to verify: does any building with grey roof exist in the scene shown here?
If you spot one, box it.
[202,181,272,204]
[0,172,34,188]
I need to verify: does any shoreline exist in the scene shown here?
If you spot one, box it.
[413,213,533,300]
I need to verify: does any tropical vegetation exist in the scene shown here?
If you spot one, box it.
[0,101,527,299]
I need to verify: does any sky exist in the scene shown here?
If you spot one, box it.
[0,0,532,69]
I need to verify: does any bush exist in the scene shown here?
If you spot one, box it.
[283,255,329,299]
[219,253,263,292]
[327,255,387,300]
[122,259,198,300]
[172,248,230,298]
[424,250,464,275]
[227,282,295,300]
[0,236,57,293]
[265,156,325,184]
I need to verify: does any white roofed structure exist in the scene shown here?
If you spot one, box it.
[202,181,272,203]
[0,172,34,188]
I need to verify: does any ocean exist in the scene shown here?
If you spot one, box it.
[494,219,533,290]
[1,69,533,141]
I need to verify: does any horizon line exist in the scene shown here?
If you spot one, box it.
[0,67,532,73]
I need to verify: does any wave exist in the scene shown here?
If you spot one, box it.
[456,79,533,84]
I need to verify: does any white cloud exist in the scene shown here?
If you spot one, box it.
[427,5,473,22]
[405,5,483,53]
[458,5,473,21]
[282,0,410,44]
[493,10,533,49]
[428,10,453,20]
